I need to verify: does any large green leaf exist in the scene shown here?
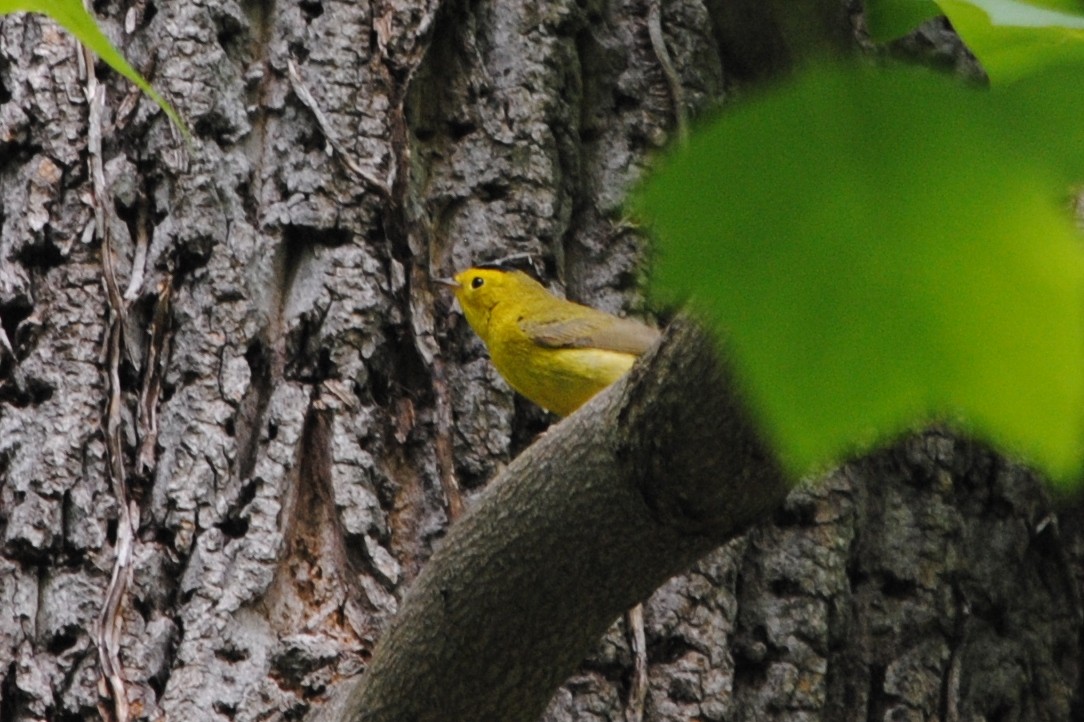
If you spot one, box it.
[0,0,187,134]
[636,62,1084,482]
[995,63,1084,179]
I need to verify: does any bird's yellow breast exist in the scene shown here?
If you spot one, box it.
[480,307,632,416]
[492,341,636,417]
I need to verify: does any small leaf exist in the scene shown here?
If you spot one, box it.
[939,0,1084,82]
[636,62,1084,483]
[0,0,188,135]
[866,0,944,41]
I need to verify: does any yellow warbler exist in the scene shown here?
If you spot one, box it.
[443,266,660,416]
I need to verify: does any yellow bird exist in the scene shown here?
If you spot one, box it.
[444,266,660,416]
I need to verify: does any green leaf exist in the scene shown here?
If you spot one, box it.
[636,62,1084,483]
[995,63,1084,180]
[0,0,188,135]
[866,0,944,41]
[865,1,1084,83]
[939,0,1084,82]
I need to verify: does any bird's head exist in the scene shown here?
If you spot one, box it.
[439,266,545,338]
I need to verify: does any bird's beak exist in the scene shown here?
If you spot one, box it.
[433,277,461,289]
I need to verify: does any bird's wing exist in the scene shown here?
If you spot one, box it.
[520,310,661,355]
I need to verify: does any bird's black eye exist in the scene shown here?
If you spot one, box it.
[471,277,485,289]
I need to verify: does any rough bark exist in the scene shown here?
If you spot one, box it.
[0,1,1080,722]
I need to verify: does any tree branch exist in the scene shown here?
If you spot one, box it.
[313,318,789,722]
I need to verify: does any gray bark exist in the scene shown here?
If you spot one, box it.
[0,1,1080,722]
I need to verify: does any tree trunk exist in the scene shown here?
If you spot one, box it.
[0,2,1078,722]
